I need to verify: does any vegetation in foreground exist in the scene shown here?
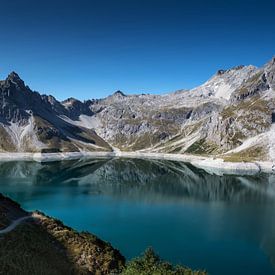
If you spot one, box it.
[0,214,125,275]
[122,248,206,275]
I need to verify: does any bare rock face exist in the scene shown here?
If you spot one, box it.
[0,72,31,123]
[0,73,111,153]
[265,57,275,90]
[84,59,272,156]
[62,97,94,120]
[0,56,275,160]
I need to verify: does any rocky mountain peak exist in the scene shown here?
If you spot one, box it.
[216,69,226,75]
[230,65,245,71]
[192,64,257,100]
[113,90,126,97]
[61,97,94,119]
[7,71,20,78]
[6,71,25,87]
[47,94,58,103]
[216,65,245,76]
[62,97,79,106]
[102,90,127,104]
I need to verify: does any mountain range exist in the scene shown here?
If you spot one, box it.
[1,57,275,162]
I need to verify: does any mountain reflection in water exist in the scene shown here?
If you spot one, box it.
[0,158,275,275]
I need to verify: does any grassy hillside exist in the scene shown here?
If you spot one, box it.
[0,193,206,274]
[0,194,125,274]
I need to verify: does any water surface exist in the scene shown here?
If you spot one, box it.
[0,158,275,274]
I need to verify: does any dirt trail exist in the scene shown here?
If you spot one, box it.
[0,212,43,234]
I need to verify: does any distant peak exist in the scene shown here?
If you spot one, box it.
[113,90,126,97]
[46,95,58,104]
[6,71,25,86]
[230,65,245,71]
[216,69,226,75]
[62,97,84,107]
[63,97,78,102]
[216,65,245,76]
[7,71,21,80]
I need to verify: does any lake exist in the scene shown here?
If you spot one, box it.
[0,158,275,274]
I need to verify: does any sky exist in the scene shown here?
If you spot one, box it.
[0,0,275,100]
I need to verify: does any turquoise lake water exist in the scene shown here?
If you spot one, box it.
[0,158,275,274]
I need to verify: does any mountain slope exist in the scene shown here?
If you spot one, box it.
[1,57,275,161]
[0,73,111,153]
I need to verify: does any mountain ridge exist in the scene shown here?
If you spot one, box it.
[1,56,275,162]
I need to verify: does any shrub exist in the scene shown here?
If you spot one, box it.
[122,247,207,275]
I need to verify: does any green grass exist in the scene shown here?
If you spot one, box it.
[222,145,268,162]
[185,138,221,155]
[0,222,73,275]
[221,96,270,120]
[0,212,125,275]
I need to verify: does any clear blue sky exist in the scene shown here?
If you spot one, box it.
[0,0,275,100]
